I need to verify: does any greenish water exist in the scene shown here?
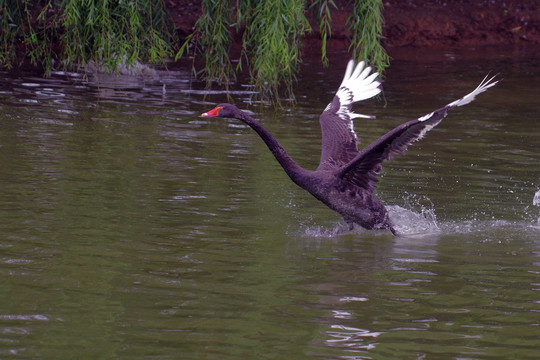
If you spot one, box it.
[1,47,539,359]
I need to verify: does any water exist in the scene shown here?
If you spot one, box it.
[1,47,539,359]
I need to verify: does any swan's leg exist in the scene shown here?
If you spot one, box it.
[386,218,398,236]
[334,220,355,235]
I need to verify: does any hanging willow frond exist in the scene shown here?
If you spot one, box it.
[347,0,389,74]
[179,0,388,104]
[62,0,174,73]
[0,1,59,73]
[0,0,174,74]
[242,0,310,101]
[309,0,337,66]
[185,0,236,86]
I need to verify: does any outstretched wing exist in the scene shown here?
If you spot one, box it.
[317,60,381,170]
[337,74,500,192]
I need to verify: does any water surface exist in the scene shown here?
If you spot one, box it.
[1,47,539,359]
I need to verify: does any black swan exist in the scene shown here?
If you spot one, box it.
[201,60,498,235]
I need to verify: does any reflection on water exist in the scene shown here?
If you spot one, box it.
[1,47,540,359]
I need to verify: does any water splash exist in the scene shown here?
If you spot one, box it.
[533,189,540,228]
[298,190,540,238]
[300,208,440,238]
[301,222,351,238]
[387,205,440,236]
[300,201,440,238]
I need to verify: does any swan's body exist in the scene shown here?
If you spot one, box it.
[202,60,498,235]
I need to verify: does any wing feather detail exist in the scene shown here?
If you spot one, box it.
[337,75,499,191]
[318,60,382,170]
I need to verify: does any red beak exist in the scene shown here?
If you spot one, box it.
[201,106,222,117]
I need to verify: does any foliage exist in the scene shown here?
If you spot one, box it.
[0,0,174,74]
[310,0,337,66]
[0,0,389,102]
[176,0,235,86]
[0,0,59,72]
[347,0,389,75]
[181,0,389,103]
[61,0,174,72]
[242,0,310,100]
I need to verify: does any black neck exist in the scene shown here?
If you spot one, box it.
[235,111,309,185]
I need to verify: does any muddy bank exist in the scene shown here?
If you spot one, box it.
[384,0,539,47]
[168,0,540,53]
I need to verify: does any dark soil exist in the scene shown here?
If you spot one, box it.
[167,0,540,53]
[383,0,540,47]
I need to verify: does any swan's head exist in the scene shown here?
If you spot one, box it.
[201,103,238,118]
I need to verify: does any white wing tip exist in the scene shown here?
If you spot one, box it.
[447,74,499,108]
[338,59,382,104]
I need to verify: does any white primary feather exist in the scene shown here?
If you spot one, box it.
[447,74,499,108]
[418,74,499,123]
[338,60,382,103]
[334,60,381,122]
